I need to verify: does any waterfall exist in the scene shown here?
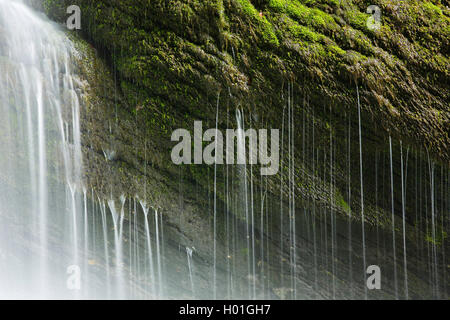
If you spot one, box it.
[235,108,252,298]
[0,0,82,298]
[140,200,155,298]
[154,208,163,298]
[389,136,399,299]
[186,247,195,296]
[400,141,408,299]
[356,85,367,299]
[0,0,447,301]
[0,0,167,300]
[213,93,219,299]
[107,196,126,299]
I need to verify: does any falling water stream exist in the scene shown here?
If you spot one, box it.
[0,0,83,298]
[0,0,448,300]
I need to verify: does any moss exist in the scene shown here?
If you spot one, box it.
[268,0,338,31]
[423,2,444,18]
[282,16,324,42]
[235,0,279,46]
[42,0,450,236]
[335,190,350,214]
[344,8,370,31]
[327,44,346,57]
[425,228,448,247]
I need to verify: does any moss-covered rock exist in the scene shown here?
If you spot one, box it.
[37,0,449,299]
[43,0,448,159]
[40,0,449,229]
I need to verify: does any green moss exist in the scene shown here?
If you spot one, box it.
[425,228,448,247]
[42,0,450,237]
[282,16,323,42]
[327,44,346,57]
[344,8,370,31]
[268,0,338,31]
[235,0,279,46]
[423,2,444,18]
[335,189,350,214]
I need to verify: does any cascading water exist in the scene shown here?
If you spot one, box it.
[0,0,164,299]
[186,246,195,296]
[235,108,252,298]
[0,0,447,301]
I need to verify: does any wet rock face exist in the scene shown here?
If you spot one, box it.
[43,0,449,161]
[38,1,449,298]
[40,0,449,223]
